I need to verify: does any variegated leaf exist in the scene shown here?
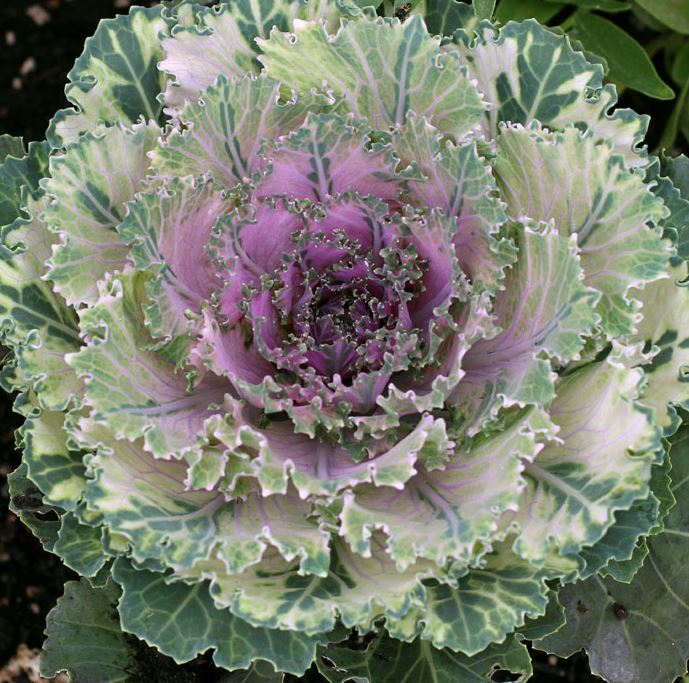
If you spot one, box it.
[118,176,234,362]
[454,20,647,165]
[44,122,159,306]
[339,408,549,570]
[393,114,511,293]
[79,418,330,576]
[451,221,599,427]
[160,0,356,111]
[196,536,431,635]
[68,271,226,459]
[513,359,659,564]
[152,74,333,188]
[630,263,689,435]
[0,194,82,409]
[48,6,169,147]
[494,124,670,336]
[259,14,486,137]
[537,427,689,683]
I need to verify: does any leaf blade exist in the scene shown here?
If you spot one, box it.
[571,11,674,99]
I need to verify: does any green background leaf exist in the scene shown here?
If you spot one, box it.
[552,0,629,10]
[496,0,564,23]
[571,11,674,99]
[635,0,689,35]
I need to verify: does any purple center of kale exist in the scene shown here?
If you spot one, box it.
[244,226,425,386]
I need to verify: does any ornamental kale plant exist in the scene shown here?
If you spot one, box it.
[3,0,689,681]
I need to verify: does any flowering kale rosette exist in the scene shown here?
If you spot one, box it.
[3,1,689,681]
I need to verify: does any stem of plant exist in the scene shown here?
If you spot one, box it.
[658,76,689,153]
[645,33,671,59]
[558,9,578,32]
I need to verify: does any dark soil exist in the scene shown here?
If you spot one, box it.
[0,0,676,681]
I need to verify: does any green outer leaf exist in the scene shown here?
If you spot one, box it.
[453,20,648,165]
[41,579,134,682]
[658,153,689,261]
[0,134,25,164]
[408,550,550,656]
[0,140,48,228]
[671,41,689,85]
[44,121,159,306]
[112,558,325,675]
[663,153,689,198]
[47,6,169,148]
[223,661,285,683]
[8,462,60,551]
[494,124,670,336]
[571,11,674,99]
[659,74,689,152]
[552,0,629,10]
[635,0,689,35]
[54,512,108,577]
[599,543,648,583]
[517,590,566,642]
[513,359,658,564]
[317,632,532,683]
[536,427,689,683]
[258,15,486,138]
[40,577,209,682]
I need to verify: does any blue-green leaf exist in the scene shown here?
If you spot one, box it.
[112,559,325,675]
[317,632,532,683]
